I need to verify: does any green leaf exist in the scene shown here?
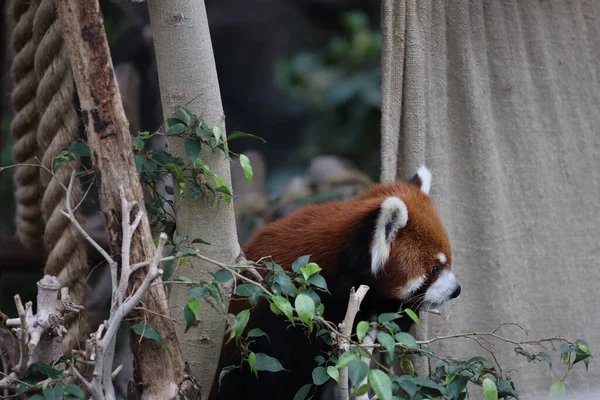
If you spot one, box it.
[353,384,369,397]
[300,262,322,280]
[166,163,185,196]
[295,293,315,328]
[195,157,211,174]
[184,138,203,164]
[29,363,63,380]
[152,150,183,166]
[537,351,552,369]
[174,235,188,244]
[274,272,293,296]
[191,237,211,245]
[239,154,253,184]
[132,135,145,151]
[573,353,591,369]
[270,302,281,315]
[227,131,266,143]
[174,107,194,126]
[308,274,329,291]
[336,351,359,369]
[215,269,234,283]
[134,154,144,173]
[184,247,197,255]
[214,175,233,204]
[184,302,197,332]
[247,328,269,340]
[235,284,263,306]
[576,339,591,355]
[482,378,498,400]
[248,352,257,376]
[403,308,420,325]
[549,380,565,400]
[132,322,162,342]
[172,276,192,283]
[293,384,312,400]
[232,309,250,340]
[213,126,222,143]
[378,313,401,323]
[312,366,330,385]
[356,321,369,343]
[395,332,418,349]
[63,384,85,399]
[187,298,200,318]
[167,122,187,135]
[395,376,417,398]
[272,296,294,325]
[411,377,445,394]
[400,357,415,375]
[292,255,311,272]
[348,360,368,386]
[377,331,396,355]
[43,386,64,400]
[369,369,392,400]
[253,353,286,372]
[67,141,91,157]
[559,343,573,358]
[327,366,340,385]
[187,287,206,299]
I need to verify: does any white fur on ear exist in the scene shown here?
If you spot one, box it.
[370,196,408,275]
[410,165,432,195]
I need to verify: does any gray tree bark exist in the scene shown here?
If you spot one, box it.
[148,1,242,398]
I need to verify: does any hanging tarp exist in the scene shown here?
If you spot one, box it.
[381,1,600,398]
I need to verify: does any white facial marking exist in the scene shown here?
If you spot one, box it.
[424,270,459,305]
[416,165,432,195]
[370,196,408,275]
[436,252,447,265]
[399,275,426,299]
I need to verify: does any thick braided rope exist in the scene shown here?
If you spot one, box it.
[33,0,89,352]
[10,0,45,248]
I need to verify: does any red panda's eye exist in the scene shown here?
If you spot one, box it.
[430,266,440,278]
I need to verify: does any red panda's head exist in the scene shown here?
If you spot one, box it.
[359,166,460,309]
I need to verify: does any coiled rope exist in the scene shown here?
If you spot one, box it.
[10,0,45,248]
[9,0,90,352]
[33,0,90,352]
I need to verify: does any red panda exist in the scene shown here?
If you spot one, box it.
[211,166,461,400]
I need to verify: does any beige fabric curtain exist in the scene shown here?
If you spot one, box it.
[380,1,600,398]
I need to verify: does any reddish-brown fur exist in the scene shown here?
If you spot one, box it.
[211,179,452,400]
[243,180,451,296]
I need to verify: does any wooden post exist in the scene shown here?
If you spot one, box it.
[56,0,197,397]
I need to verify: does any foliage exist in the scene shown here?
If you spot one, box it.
[6,106,593,400]
[276,11,382,176]
[182,254,592,400]
[54,104,262,252]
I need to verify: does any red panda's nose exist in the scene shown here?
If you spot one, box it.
[450,285,461,299]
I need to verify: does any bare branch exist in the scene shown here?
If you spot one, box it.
[356,329,377,400]
[338,285,369,400]
[61,170,116,269]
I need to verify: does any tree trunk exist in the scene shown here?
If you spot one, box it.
[147,1,242,397]
[56,1,197,398]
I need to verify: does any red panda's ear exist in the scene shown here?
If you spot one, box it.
[370,196,408,275]
[409,165,432,195]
